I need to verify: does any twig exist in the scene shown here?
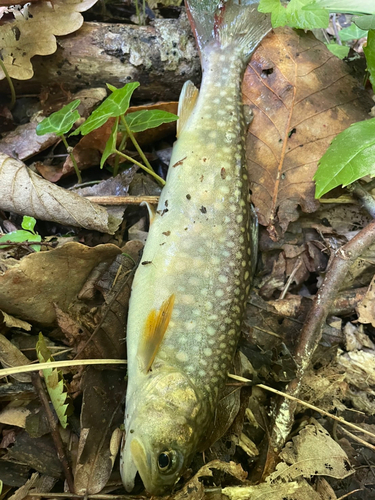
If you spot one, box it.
[0,58,16,109]
[347,181,375,218]
[338,425,375,452]
[28,494,142,499]
[31,373,74,492]
[264,216,375,476]
[337,490,363,500]
[0,241,55,249]
[85,195,159,206]
[0,359,126,379]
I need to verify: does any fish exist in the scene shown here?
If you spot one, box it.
[120,0,271,495]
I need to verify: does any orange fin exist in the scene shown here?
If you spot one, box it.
[137,294,175,372]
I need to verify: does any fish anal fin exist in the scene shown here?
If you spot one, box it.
[176,81,199,138]
[137,294,175,373]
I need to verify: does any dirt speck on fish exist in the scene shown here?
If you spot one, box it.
[120,0,271,495]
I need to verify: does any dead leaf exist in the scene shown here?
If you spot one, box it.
[0,153,122,234]
[74,368,125,495]
[357,275,375,327]
[0,310,32,331]
[0,0,99,81]
[222,480,322,500]
[0,334,32,383]
[244,28,373,238]
[0,242,121,325]
[0,406,31,428]
[273,419,353,481]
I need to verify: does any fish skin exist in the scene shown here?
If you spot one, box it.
[121,1,271,495]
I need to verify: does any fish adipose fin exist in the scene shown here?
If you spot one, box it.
[137,294,175,372]
[186,0,271,63]
[177,80,199,138]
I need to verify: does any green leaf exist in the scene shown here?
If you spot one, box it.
[0,231,42,252]
[259,0,329,30]
[314,118,375,198]
[364,30,375,90]
[325,42,350,59]
[36,333,70,429]
[125,109,178,133]
[354,14,375,30]
[21,215,37,233]
[309,0,375,14]
[339,23,368,41]
[100,117,119,169]
[36,100,81,137]
[73,82,140,136]
[258,0,288,27]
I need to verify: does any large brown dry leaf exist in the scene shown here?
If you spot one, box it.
[244,28,372,238]
[0,334,31,383]
[0,0,98,80]
[274,419,353,481]
[74,368,125,495]
[0,154,121,234]
[0,242,121,325]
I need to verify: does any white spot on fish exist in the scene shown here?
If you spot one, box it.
[218,275,228,283]
[207,325,216,335]
[176,352,188,362]
[205,302,213,311]
[204,347,213,357]
[186,320,196,331]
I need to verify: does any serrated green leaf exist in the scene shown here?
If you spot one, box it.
[36,333,69,429]
[125,109,178,133]
[36,100,81,137]
[364,30,375,90]
[259,0,329,29]
[21,216,37,233]
[309,0,375,15]
[339,23,368,41]
[326,42,350,59]
[100,117,119,169]
[314,118,375,198]
[258,0,288,27]
[73,82,140,136]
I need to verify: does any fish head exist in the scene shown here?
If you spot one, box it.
[121,371,206,495]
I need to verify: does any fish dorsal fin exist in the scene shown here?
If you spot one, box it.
[140,200,156,225]
[137,294,175,373]
[176,80,199,138]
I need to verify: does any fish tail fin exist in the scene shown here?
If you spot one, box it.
[186,0,271,62]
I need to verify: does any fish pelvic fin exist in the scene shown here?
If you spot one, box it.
[137,294,175,372]
[177,81,199,138]
[186,0,271,62]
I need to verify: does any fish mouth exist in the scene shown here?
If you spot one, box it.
[130,437,156,493]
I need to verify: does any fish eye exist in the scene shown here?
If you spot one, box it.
[157,451,172,472]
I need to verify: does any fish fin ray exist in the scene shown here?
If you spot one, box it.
[137,294,175,372]
[177,80,199,138]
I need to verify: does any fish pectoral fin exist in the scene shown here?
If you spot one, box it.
[140,200,156,225]
[137,294,175,372]
[176,80,199,138]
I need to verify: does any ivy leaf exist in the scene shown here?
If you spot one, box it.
[21,215,37,233]
[309,0,375,15]
[100,117,119,169]
[326,42,350,59]
[355,15,375,31]
[36,333,70,429]
[314,118,375,198]
[124,109,178,133]
[339,23,368,41]
[364,30,375,90]
[73,82,140,136]
[259,0,329,30]
[36,100,81,136]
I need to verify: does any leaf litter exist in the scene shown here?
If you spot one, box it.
[1,6,375,500]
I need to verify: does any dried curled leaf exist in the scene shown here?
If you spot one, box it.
[244,28,372,238]
[36,333,70,429]
[0,153,121,234]
[0,0,99,81]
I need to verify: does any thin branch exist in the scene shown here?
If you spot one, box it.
[31,373,74,492]
[264,215,375,476]
[85,195,159,206]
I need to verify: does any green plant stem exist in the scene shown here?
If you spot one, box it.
[0,58,16,110]
[115,149,165,186]
[61,134,82,184]
[120,115,155,173]
[113,132,129,177]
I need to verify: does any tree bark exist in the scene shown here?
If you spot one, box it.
[0,15,201,101]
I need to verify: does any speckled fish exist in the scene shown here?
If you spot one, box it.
[120,0,271,495]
